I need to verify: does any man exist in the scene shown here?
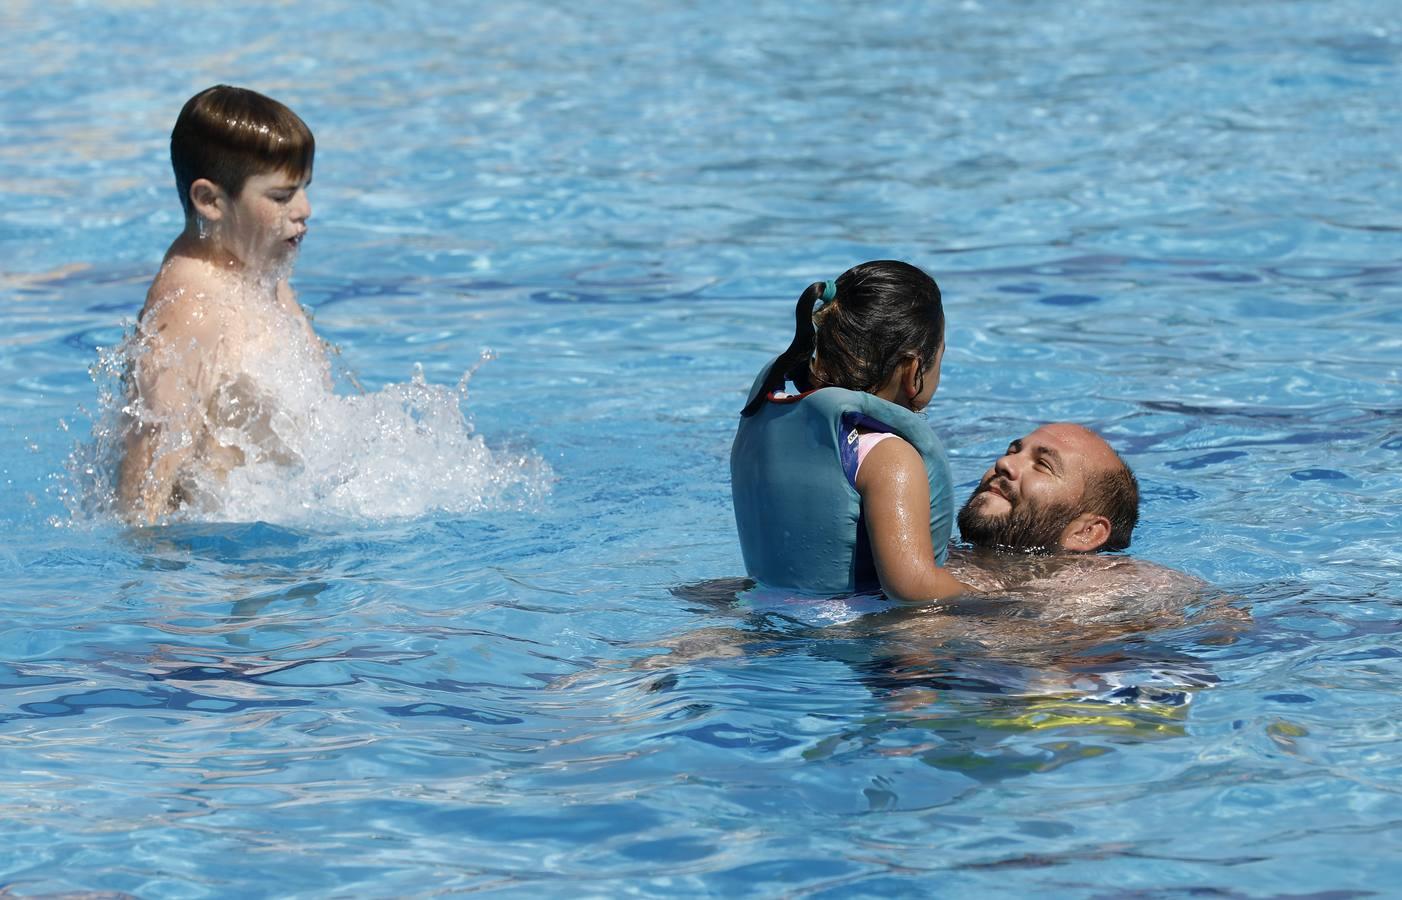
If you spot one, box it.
[957,422,1138,555]
[716,421,1168,612]
[602,423,1235,695]
[945,422,1199,612]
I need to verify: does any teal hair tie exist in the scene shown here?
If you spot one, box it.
[820,280,838,302]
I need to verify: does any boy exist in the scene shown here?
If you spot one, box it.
[117,85,329,523]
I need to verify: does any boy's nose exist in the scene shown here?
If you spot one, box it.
[292,189,311,221]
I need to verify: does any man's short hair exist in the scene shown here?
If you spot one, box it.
[1085,453,1139,551]
[171,85,315,217]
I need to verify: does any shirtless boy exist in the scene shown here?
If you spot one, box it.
[117,85,328,523]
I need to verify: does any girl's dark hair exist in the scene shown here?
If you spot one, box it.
[171,85,315,218]
[740,260,945,416]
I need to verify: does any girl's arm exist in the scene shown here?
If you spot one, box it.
[855,437,971,602]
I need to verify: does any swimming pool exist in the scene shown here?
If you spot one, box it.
[3,0,1400,895]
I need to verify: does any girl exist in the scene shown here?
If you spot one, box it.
[730,260,969,601]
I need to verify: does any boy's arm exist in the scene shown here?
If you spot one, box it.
[856,438,973,603]
[116,299,221,524]
[277,278,332,387]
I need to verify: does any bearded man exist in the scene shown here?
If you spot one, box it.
[946,422,1204,614]
[957,423,1139,554]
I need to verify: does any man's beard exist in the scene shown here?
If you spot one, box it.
[956,478,1081,552]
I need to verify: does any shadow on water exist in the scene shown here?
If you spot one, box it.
[651,570,1248,782]
[116,521,341,638]
[123,520,320,568]
[1,683,314,725]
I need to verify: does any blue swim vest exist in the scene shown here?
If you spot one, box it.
[730,357,955,595]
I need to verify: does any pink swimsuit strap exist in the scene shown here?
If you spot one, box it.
[854,431,898,477]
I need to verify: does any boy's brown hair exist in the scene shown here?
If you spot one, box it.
[170,85,315,217]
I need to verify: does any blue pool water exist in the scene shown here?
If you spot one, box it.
[3,1,1401,895]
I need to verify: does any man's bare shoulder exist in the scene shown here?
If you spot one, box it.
[948,548,1209,620]
[1056,554,1205,592]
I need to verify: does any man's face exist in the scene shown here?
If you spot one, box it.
[957,424,1114,551]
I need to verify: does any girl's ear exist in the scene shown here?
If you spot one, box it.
[189,179,226,221]
[901,357,924,405]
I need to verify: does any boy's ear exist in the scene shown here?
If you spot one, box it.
[189,179,226,221]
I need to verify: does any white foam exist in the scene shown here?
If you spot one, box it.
[62,327,552,526]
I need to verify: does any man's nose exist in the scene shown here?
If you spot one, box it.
[995,452,1018,480]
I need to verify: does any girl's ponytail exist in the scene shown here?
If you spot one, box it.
[740,261,941,414]
[739,281,828,417]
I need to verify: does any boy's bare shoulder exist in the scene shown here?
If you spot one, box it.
[140,254,233,346]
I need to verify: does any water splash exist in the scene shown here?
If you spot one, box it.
[60,326,551,526]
